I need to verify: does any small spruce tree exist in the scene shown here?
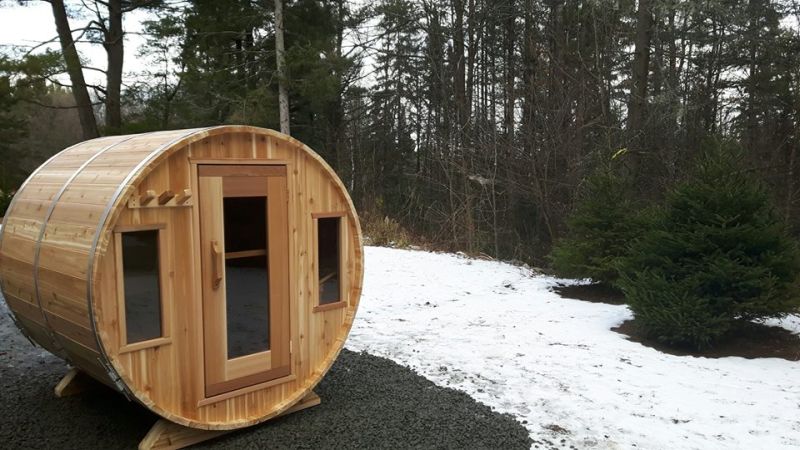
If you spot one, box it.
[550,165,643,286]
[617,143,800,349]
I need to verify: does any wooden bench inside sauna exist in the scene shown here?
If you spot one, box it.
[0,126,364,449]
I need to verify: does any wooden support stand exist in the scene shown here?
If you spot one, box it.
[53,369,320,449]
[138,391,321,450]
[54,367,97,398]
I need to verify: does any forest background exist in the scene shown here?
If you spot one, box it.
[2,0,800,266]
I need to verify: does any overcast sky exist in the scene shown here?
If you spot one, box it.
[0,1,151,86]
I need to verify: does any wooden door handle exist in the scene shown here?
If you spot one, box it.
[211,240,223,289]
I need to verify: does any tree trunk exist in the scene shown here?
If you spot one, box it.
[745,0,760,149]
[105,0,124,131]
[629,0,652,154]
[451,0,472,250]
[331,0,346,171]
[503,2,515,142]
[453,0,468,131]
[788,85,800,225]
[274,0,290,135]
[50,0,98,139]
[465,0,477,124]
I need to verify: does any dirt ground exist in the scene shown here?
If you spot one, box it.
[613,319,800,361]
[553,283,800,361]
[551,284,626,305]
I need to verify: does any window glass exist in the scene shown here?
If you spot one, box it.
[318,217,341,305]
[122,230,163,343]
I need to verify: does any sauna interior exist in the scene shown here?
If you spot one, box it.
[0,126,364,431]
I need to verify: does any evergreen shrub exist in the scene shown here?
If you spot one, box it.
[0,190,11,217]
[617,144,800,349]
[550,166,644,285]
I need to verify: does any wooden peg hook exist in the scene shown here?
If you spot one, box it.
[140,190,156,205]
[158,190,175,205]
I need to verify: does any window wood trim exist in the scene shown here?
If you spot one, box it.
[188,158,290,166]
[114,223,166,233]
[119,337,172,354]
[311,211,348,219]
[114,224,172,353]
[198,165,286,178]
[225,249,267,260]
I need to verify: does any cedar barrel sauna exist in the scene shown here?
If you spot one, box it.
[0,126,363,447]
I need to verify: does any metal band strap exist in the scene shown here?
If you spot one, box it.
[32,134,143,358]
[0,137,114,347]
[86,127,215,397]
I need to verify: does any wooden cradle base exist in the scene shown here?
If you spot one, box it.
[54,368,321,450]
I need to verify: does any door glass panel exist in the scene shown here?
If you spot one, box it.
[225,255,270,358]
[223,195,270,359]
[223,197,267,253]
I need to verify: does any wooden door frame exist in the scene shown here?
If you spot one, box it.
[192,161,296,402]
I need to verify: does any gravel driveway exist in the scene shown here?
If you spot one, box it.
[0,297,531,449]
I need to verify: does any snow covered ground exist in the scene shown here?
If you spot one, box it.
[346,246,800,449]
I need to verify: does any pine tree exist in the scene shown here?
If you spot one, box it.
[549,165,643,285]
[618,142,800,349]
[0,52,63,199]
[0,60,25,198]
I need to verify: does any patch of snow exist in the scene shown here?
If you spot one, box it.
[764,315,800,336]
[347,246,800,450]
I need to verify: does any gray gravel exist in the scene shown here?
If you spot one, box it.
[0,297,532,449]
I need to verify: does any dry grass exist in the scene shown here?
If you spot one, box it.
[362,214,411,248]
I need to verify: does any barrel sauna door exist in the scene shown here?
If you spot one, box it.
[197,165,291,397]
